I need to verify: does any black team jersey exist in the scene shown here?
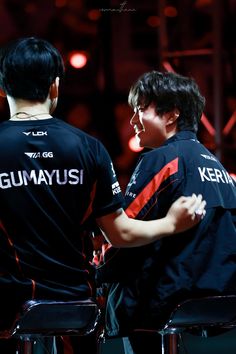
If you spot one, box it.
[0,117,124,327]
[102,131,236,337]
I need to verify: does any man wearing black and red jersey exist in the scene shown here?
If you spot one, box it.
[100,71,236,354]
[0,39,206,354]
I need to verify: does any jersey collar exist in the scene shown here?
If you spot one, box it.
[163,131,198,146]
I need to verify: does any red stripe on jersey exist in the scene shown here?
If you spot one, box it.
[125,157,179,218]
[61,336,74,354]
[81,181,97,225]
[31,279,36,298]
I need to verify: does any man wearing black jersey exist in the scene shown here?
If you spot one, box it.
[0,38,205,354]
[100,71,236,354]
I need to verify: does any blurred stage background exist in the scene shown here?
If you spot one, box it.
[0,0,235,190]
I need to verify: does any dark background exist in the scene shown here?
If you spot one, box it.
[0,0,235,190]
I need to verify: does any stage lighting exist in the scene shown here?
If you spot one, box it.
[128,136,144,152]
[68,51,88,69]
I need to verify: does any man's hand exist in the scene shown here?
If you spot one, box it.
[166,194,206,234]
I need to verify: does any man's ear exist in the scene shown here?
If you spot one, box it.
[0,88,6,97]
[49,77,59,99]
[166,108,180,126]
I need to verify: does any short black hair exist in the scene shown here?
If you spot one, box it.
[0,37,65,101]
[128,71,205,133]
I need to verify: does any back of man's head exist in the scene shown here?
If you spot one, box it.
[0,37,65,101]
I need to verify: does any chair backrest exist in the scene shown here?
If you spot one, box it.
[0,299,101,339]
[161,295,236,334]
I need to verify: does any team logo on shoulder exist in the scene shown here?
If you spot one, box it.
[127,171,139,187]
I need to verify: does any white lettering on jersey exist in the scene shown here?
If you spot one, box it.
[0,169,84,189]
[112,181,121,195]
[68,169,81,184]
[198,167,234,185]
[200,154,217,162]
[125,191,137,199]
[23,131,47,136]
[24,152,53,158]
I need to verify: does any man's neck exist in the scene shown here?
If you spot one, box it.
[8,97,52,120]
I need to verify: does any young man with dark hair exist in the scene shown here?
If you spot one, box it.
[0,39,205,354]
[99,71,236,354]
